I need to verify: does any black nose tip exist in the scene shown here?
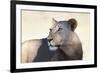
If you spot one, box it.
[50,29,52,31]
[48,39,53,42]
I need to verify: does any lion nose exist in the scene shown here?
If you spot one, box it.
[50,29,52,31]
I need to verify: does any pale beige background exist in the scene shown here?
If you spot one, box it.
[22,10,90,60]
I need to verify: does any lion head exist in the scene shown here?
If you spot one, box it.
[48,18,78,48]
[48,18,83,60]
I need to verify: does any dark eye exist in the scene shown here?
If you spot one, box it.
[58,28,62,31]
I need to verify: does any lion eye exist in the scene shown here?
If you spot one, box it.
[58,28,62,31]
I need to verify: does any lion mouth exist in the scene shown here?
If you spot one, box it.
[48,42,58,51]
[48,41,60,48]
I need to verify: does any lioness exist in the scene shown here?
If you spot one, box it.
[21,18,83,63]
[48,18,83,61]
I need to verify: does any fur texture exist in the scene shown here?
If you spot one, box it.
[48,18,83,60]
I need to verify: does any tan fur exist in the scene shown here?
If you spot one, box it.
[48,18,83,60]
[61,31,82,57]
[21,39,42,63]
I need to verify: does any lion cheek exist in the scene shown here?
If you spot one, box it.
[55,35,62,44]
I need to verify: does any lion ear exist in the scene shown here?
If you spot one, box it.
[52,18,58,25]
[68,18,77,31]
